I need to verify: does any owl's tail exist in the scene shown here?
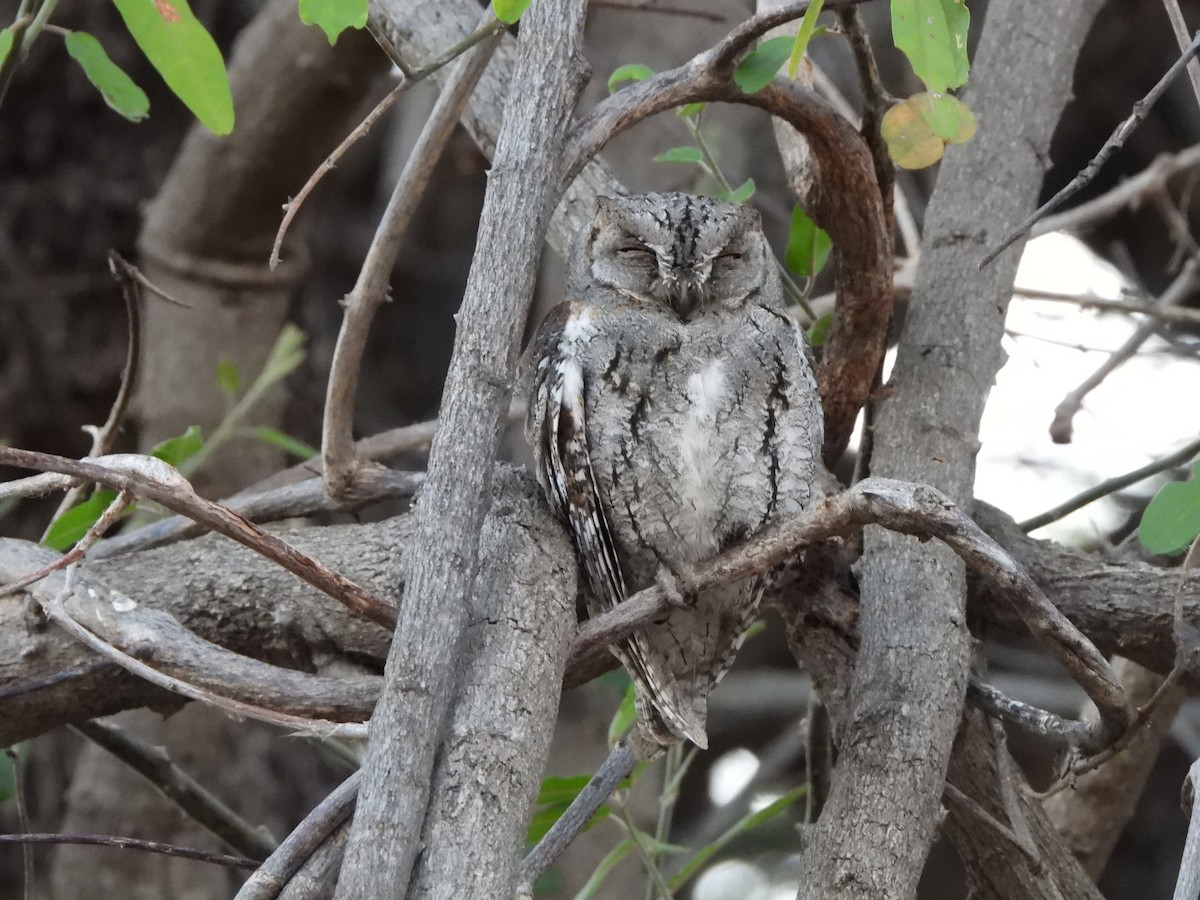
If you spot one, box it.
[618,639,710,750]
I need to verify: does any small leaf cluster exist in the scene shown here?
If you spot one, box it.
[527,678,806,897]
[884,0,976,169]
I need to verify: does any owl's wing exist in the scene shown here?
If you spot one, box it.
[527,302,629,612]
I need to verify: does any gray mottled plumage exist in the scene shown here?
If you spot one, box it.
[527,193,822,752]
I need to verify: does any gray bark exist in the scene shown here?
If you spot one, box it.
[795,2,1107,897]
[335,2,589,896]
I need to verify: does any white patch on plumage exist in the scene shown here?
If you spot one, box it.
[562,306,595,342]
[678,358,725,552]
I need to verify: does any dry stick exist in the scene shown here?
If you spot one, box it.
[1013,285,1200,326]
[270,15,507,270]
[0,448,397,629]
[71,719,277,862]
[981,29,1200,268]
[590,0,728,21]
[0,833,260,870]
[323,23,502,499]
[40,253,143,541]
[1049,254,1200,443]
[92,468,422,559]
[235,772,360,900]
[7,745,31,900]
[1019,433,1200,532]
[26,564,369,739]
[1164,0,1200,108]
[1033,143,1200,237]
[0,537,379,727]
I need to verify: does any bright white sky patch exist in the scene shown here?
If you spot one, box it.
[975,232,1200,543]
[707,746,760,806]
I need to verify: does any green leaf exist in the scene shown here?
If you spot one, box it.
[0,27,15,67]
[250,427,318,461]
[492,0,531,25]
[298,0,367,45]
[216,357,242,396]
[111,0,234,135]
[669,786,806,891]
[1139,461,1200,555]
[916,92,976,143]
[676,102,705,118]
[654,145,703,164]
[43,490,120,551]
[785,204,832,276]
[891,0,970,94]
[150,425,204,468]
[607,63,653,93]
[64,30,150,122]
[608,682,637,745]
[787,0,825,79]
[743,619,767,641]
[734,34,794,94]
[725,178,756,204]
[808,312,833,347]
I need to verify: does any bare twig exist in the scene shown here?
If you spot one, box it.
[982,30,1200,268]
[40,254,143,541]
[1164,0,1200,109]
[92,468,422,559]
[1032,143,1200,237]
[71,719,278,861]
[1019,433,1200,532]
[1013,285,1200,326]
[516,739,639,894]
[591,0,727,21]
[1050,255,1200,443]
[0,448,397,629]
[0,833,260,870]
[323,21,502,499]
[235,772,360,900]
[6,745,31,900]
[270,15,508,269]
[565,478,1131,748]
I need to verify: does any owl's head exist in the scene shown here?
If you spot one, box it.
[576,193,774,319]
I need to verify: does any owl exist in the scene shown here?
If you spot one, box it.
[526,192,823,753]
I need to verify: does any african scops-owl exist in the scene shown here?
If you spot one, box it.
[527,192,823,752]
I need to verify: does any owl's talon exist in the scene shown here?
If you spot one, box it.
[656,561,699,608]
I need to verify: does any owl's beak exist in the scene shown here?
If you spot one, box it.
[659,262,709,319]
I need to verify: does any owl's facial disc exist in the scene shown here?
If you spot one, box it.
[586,193,770,319]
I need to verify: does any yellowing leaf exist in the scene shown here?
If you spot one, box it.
[112,0,234,135]
[0,27,14,67]
[881,97,946,169]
